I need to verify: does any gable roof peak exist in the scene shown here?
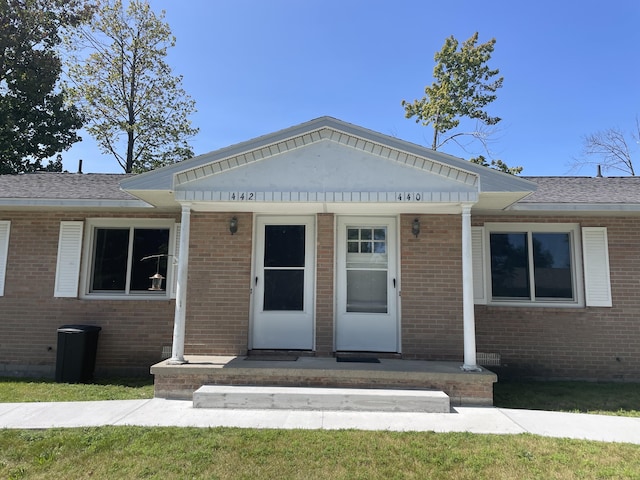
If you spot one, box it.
[121,116,535,196]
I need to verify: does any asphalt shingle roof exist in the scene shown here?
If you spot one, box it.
[521,177,640,204]
[0,172,135,200]
[1,172,639,207]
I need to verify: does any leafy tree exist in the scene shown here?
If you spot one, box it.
[402,33,521,174]
[0,0,91,174]
[66,0,198,173]
[470,155,523,175]
[572,119,638,176]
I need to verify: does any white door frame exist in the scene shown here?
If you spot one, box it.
[335,215,400,352]
[250,215,315,350]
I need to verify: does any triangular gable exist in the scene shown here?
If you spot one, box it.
[174,126,478,204]
[121,117,536,210]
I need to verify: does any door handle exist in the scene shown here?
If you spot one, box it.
[255,276,258,286]
[393,278,396,289]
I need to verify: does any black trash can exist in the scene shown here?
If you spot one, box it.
[55,325,102,383]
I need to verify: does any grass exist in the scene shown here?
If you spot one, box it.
[1,427,639,479]
[0,376,154,403]
[493,380,640,417]
[1,378,639,478]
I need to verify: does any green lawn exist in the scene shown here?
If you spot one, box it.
[1,427,639,479]
[0,377,154,403]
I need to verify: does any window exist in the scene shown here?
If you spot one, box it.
[263,225,305,311]
[83,219,175,298]
[346,226,388,313]
[485,223,582,306]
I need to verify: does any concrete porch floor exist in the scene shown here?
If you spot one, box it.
[151,356,498,406]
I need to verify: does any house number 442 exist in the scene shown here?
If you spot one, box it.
[229,192,255,201]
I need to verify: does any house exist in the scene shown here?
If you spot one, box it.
[1,117,638,394]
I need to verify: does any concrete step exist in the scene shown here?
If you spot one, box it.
[192,385,451,413]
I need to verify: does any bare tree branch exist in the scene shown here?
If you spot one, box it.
[572,123,636,176]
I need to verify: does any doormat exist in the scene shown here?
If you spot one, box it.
[336,356,380,363]
[244,355,299,361]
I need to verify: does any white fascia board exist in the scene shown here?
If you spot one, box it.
[186,201,466,215]
[175,190,479,204]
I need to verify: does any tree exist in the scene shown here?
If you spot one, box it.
[470,155,522,175]
[0,0,91,174]
[66,0,198,173]
[572,119,638,176]
[402,33,521,174]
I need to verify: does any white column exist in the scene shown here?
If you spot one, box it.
[461,204,481,371]
[168,203,191,364]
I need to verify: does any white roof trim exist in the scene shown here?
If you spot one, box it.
[175,190,479,203]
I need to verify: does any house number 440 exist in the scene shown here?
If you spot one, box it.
[397,193,422,201]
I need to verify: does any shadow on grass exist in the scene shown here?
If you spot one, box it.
[0,376,153,388]
[93,376,154,388]
[494,380,640,416]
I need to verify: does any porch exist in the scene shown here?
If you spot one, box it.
[150,355,498,406]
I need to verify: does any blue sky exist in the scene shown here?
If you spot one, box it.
[65,0,640,176]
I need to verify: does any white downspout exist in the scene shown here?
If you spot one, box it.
[168,203,191,364]
[461,203,481,371]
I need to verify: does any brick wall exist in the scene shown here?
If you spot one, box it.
[315,213,334,355]
[152,367,495,405]
[473,215,640,380]
[3,209,638,381]
[400,214,464,361]
[183,212,252,355]
[0,210,179,377]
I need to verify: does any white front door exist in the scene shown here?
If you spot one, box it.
[336,216,399,352]
[251,216,315,350]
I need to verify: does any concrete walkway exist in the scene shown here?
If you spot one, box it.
[1,398,639,444]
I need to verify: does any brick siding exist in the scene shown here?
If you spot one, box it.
[315,213,335,355]
[0,211,179,377]
[473,215,640,380]
[152,369,495,406]
[183,212,252,355]
[400,214,464,361]
[2,209,639,381]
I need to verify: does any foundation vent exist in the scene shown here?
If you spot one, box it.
[161,345,172,359]
[477,352,501,367]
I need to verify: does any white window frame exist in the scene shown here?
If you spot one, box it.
[80,218,176,300]
[483,222,584,307]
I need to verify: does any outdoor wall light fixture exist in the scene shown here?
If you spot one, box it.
[229,216,238,235]
[412,218,420,238]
